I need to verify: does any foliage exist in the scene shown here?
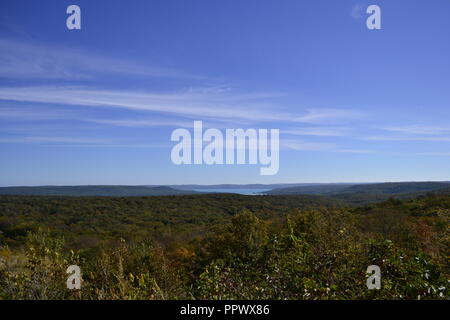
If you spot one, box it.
[0,194,448,300]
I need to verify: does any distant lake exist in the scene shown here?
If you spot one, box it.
[193,188,270,195]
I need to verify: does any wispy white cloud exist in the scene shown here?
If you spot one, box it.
[335,149,376,154]
[0,137,169,149]
[0,136,108,144]
[362,125,450,143]
[382,125,450,136]
[26,136,109,143]
[283,127,349,137]
[282,139,375,154]
[48,143,169,149]
[364,136,450,142]
[0,134,170,149]
[0,86,362,125]
[292,108,363,124]
[0,105,81,121]
[88,119,194,128]
[281,139,337,151]
[0,38,202,80]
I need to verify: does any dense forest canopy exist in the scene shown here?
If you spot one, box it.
[265,182,450,205]
[0,193,448,300]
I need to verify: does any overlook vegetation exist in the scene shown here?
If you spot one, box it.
[0,193,448,300]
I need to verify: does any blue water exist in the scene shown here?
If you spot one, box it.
[193,188,270,195]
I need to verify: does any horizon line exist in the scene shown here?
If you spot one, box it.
[1,180,450,188]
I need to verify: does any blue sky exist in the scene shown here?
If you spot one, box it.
[0,0,450,186]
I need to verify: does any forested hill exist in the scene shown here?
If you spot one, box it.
[2,181,450,203]
[264,181,450,204]
[0,185,200,197]
[340,182,450,194]
[0,193,341,248]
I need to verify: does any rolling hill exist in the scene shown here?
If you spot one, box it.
[0,185,200,197]
[264,181,450,204]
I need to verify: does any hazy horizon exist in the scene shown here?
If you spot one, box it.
[2,180,450,188]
